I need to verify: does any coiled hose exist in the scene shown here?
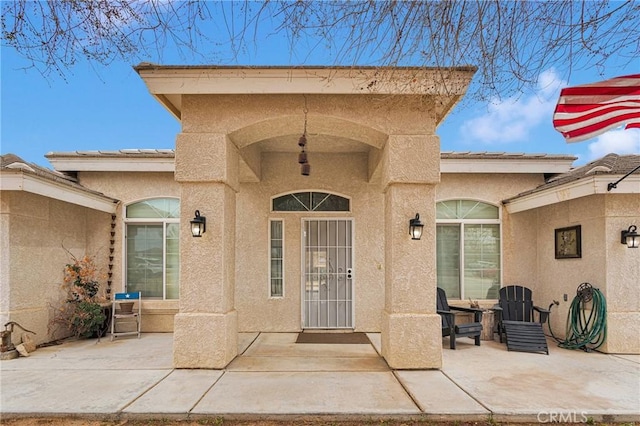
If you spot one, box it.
[549,282,607,351]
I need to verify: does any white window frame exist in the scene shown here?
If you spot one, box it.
[269,219,285,298]
[436,199,503,300]
[123,197,180,300]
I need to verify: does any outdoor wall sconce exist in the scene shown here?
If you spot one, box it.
[190,210,206,237]
[621,225,639,248]
[409,213,424,240]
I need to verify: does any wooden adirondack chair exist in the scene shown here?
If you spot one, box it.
[437,287,484,349]
[494,285,550,354]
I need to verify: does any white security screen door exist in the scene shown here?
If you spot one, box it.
[302,219,354,328]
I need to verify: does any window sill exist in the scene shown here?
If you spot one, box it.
[140,299,179,312]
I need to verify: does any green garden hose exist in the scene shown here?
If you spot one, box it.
[549,282,607,351]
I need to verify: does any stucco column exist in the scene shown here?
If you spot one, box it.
[173,133,239,368]
[381,134,442,369]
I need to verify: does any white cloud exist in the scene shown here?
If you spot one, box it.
[460,69,567,144]
[586,128,640,161]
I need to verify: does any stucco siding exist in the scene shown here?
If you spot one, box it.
[436,173,545,302]
[76,171,180,332]
[603,194,640,353]
[604,194,640,313]
[527,197,605,347]
[182,94,437,137]
[236,152,385,332]
[513,193,639,354]
[503,209,539,289]
[0,193,10,333]
[0,191,110,346]
[437,173,545,205]
[77,172,179,201]
[605,312,640,354]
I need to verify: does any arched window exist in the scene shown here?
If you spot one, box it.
[124,198,180,300]
[436,200,501,300]
[272,191,350,212]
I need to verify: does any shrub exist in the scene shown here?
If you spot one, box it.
[49,253,107,339]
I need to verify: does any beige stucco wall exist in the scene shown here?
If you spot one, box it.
[77,172,180,331]
[182,94,437,137]
[436,173,546,307]
[0,191,110,346]
[172,91,449,368]
[603,194,640,353]
[60,167,564,339]
[515,193,639,354]
[236,152,385,332]
[181,93,439,338]
[58,165,638,356]
[533,196,606,344]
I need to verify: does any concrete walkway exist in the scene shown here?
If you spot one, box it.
[1,332,638,422]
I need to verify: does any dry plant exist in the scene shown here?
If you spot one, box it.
[48,249,108,340]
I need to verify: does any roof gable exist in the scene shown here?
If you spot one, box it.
[504,153,640,213]
[1,154,118,213]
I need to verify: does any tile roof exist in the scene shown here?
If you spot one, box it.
[135,63,479,72]
[46,150,577,161]
[506,153,640,200]
[3,153,77,184]
[46,149,176,159]
[546,152,639,183]
[1,153,117,200]
[441,151,577,161]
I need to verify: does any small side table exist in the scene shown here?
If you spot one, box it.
[480,310,495,340]
[97,302,112,340]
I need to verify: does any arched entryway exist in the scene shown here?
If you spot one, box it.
[135,65,476,369]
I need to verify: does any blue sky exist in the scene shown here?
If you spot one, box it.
[2,18,639,169]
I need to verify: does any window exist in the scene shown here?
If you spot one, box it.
[125,198,180,300]
[436,200,501,300]
[272,191,350,212]
[270,220,284,297]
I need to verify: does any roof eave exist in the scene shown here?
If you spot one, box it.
[46,150,176,172]
[504,175,640,213]
[45,150,580,174]
[441,157,575,174]
[1,170,118,213]
[134,65,477,122]
[48,156,175,172]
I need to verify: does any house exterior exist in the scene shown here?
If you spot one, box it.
[1,66,638,369]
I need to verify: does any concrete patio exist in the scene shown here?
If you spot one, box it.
[1,332,638,423]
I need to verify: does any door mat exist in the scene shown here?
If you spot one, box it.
[295,332,370,344]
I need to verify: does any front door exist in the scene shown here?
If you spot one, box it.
[302,219,354,328]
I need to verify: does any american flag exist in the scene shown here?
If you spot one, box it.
[553,74,640,143]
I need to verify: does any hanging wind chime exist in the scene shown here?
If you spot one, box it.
[298,100,310,176]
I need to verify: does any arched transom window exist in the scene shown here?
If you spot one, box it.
[272,191,350,212]
[436,200,501,300]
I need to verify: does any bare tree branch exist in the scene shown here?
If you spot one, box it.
[2,1,638,100]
